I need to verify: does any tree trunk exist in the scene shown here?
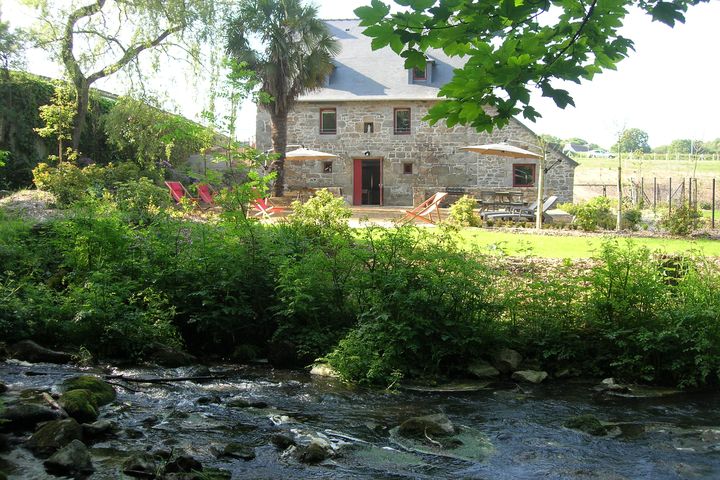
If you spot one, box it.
[71,78,90,153]
[269,110,288,197]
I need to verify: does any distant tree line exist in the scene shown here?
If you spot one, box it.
[542,130,720,155]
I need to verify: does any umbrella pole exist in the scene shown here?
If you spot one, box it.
[535,151,545,230]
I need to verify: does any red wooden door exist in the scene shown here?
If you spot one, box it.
[353,159,362,205]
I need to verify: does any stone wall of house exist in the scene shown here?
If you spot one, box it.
[256,100,575,206]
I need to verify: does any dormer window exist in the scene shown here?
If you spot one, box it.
[408,59,434,83]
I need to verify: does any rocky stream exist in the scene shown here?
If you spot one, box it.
[1,343,720,479]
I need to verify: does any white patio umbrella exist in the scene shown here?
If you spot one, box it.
[284,147,337,161]
[461,142,546,229]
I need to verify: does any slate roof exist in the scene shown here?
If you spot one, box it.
[298,19,464,102]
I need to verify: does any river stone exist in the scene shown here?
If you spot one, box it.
[8,340,72,364]
[145,342,197,367]
[221,443,256,460]
[493,348,523,374]
[298,439,332,464]
[564,414,609,436]
[43,439,93,477]
[59,389,98,423]
[122,453,160,477]
[398,413,455,438]
[165,453,202,473]
[26,418,83,456]
[310,363,339,378]
[226,397,268,409]
[82,419,117,439]
[0,402,63,431]
[271,433,296,450]
[511,370,548,384]
[61,375,116,406]
[468,361,500,378]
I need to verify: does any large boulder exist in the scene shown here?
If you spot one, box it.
[59,389,98,423]
[511,370,548,384]
[26,418,83,457]
[145,343,197,368]
[468,360,500,379]
[8,340,72,364]
[493,348,523,374]
[0,402,64,431]
[61,376,116,406]
[43,439,94,477]
[397,413,455,438]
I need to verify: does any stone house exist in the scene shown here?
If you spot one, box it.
[256,19,577,206]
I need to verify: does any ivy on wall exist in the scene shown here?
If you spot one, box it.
[0,72,122,188]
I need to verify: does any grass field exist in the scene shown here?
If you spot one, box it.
[456,229,720,258]
[574,156,720,181]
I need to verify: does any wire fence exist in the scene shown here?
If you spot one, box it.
[575,177,718,229]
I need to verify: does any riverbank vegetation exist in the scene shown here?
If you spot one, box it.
[2,188,719,391]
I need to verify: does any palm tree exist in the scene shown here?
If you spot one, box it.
[226,0,339,197]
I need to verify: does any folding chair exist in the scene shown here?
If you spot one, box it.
[252,198,285,218]
[165,181,197,204]
[399,192,448,224]
[197,183,216,205]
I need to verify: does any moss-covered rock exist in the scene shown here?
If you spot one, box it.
[564,414,608,436]
[59,389,98,423]
[26,418,82,457]
[61,376,116,406]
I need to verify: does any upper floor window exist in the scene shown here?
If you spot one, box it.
[394,108,411,135]
[513,164,536,187]
[412,66,426,81]
[320,108,336,134]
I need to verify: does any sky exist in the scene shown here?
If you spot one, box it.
[2,0,719,149]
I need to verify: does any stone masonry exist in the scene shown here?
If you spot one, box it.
[256,100,576,206]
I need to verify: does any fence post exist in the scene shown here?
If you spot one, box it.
[653,177,657,213]
[669,177,672,213]
[713,178,716,229]
[688,178,693,208]
[640,177,644,208]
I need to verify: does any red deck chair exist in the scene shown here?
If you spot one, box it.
[165,181,197,204]
[197,183,216,205]
[252,198,285,218]
[399,192,448,224]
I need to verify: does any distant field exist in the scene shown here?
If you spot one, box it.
[573,157,720,203]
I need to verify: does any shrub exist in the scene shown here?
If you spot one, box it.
[114,177,171,223]
[288,188,352,231]
[448,195,480,227]
[659,202,702,235]
[621,207,642,231]
[326,227,501,384]
[567,197,615,231]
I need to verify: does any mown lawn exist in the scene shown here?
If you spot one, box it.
[456,229,720,258]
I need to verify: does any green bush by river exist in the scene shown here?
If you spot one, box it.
[1,192,719,390]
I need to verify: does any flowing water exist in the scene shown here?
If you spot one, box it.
[2,360,720,479]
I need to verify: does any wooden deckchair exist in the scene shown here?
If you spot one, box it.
[400,192,448,224]
[197,183,216,205]
[165,181,197,204]
[252,198,285,218]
